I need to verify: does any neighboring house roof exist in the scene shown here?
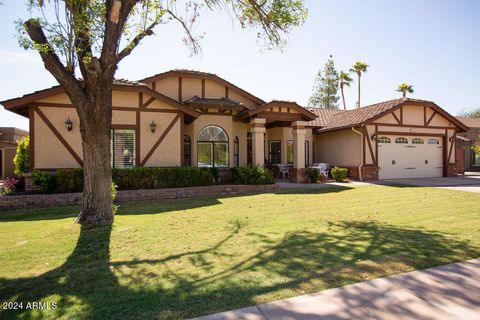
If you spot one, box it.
[140,69,266,107]
[306,108,344,127]
[456,117,480,129]
[0,79,201,119]
[316,98,469,133]
[184,96,246,110]
[237,100,317,121]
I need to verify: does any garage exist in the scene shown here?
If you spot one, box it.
[378,135,443,179]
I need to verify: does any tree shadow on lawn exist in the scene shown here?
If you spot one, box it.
[0,186,354,221]
[1,219,478,319]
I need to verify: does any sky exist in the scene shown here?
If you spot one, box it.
[0,0,479,131]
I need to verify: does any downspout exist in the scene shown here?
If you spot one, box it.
[351,127,363,181]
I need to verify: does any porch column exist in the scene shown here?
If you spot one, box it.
[291,121,307,182]
[250,118,266,166]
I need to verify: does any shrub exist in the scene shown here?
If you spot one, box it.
[32,170,57,193]
[112,182,119,215]
[331,167,348,182]
[232,165,275,185]
[57,168,83,193]
[112,167,215,190]
[2,176,20,195]
[305,168,320,183]
[14,135,29,177]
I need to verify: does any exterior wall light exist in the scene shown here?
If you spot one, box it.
[65,118,73,132]
[150,120,157,133]
[371,133,377,141]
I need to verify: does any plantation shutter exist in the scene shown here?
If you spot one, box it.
[111,129,136,168]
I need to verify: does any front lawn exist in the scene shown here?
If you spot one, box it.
[0,185,479,319]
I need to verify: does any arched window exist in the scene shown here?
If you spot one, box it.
[247,133,252,165]
[412,138,424,144]
[184,135,191,166]
[197,125,229,167]
[395,137,408,144]
[378,136,391,144]
[428,138,440,145]
[234,136,239,167]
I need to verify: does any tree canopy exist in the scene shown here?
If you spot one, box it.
[308,55,339,109]
[397,83,414,97]
[459,108,480,118]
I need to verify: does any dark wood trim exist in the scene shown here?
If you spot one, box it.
[142,97,155,108]
[362,126,366,166]
[178,76,183,102]
[443,136,448,176]
[374,123,450,130]
[140,108,180,114]
[365,126,376,164]
[140,113,181,166]
[391,111,401,124]
[225,87,229,99]
[447,130,456,163]
[180,113,185,166]
[400,107,403,123]
[423,106,427,126]
[256,111,306,122]
[111,124,136,129]
[201,79,205,98]
[375,125,378,166]
[112,107,139,111]
[426,111,437,126]
[377,131,446,137]
[136,93,141,166]
[35,107,83,166]
[29,106,35,170]
[152,81,156,91]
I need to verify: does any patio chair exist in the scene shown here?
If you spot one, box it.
[277,164,290,180]
[311,163,330,178]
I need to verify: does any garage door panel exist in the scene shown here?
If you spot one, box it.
[378,135,443,179]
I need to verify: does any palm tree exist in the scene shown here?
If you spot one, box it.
[339,71,353,110]
[350,61,369,108]
[397,83,414,97]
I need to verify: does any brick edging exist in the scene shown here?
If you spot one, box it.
[0,184,280,210]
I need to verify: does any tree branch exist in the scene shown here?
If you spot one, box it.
[116,20,159,63]
[24,19,84,100]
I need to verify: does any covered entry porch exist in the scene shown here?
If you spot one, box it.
[238,101,317,182]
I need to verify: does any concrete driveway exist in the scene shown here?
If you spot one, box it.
[378,173,480,193]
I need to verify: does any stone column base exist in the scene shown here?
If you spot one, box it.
[289,168,306,183]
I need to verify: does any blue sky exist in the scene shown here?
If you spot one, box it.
[0,0,479,131]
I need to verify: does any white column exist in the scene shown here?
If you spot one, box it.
[292,121,307,182]
[250,118,266,166]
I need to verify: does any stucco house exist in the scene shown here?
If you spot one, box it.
[456,117,480,172]
[0,69,468,181]
[0,127,28,179]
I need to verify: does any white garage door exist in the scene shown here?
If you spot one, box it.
[378,135,443,179]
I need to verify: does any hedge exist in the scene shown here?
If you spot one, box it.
[232,165,275,185]
[331,167,348,182]
[32,167,218,193]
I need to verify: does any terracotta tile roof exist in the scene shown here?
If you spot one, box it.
[306,108,345,127]
[184,95,246,109]
[456,117,480,129]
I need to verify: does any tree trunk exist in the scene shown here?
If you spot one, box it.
[403,91,406,98]
[75,84,114,225]
[341,84,346,110]
[357,74,361,108]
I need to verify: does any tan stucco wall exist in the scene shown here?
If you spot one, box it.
[182,77,202,101]
[315,129,362,167]
[140,112,181,166]
[154,78,179,100]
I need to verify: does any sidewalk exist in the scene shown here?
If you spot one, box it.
[193,258,480,320]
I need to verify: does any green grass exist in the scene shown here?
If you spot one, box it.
[0,185,479,319]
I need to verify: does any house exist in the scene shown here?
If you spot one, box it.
[456,117,480,172]
[0,127,28,179]
[0,69,468,182]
